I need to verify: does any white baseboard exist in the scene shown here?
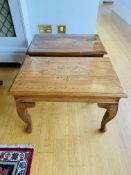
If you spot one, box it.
[0,52,26,63]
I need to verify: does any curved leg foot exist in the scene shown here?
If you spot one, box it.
[16,101,35,133]
[98,103,118,132]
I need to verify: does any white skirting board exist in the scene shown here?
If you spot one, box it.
[100,0,114,4]
[103,0,114,2]
[0,52,25,63]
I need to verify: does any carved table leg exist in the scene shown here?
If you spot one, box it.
[16,101,35,133]
[98,103,118,132]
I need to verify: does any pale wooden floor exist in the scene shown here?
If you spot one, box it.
[0,3,131,175]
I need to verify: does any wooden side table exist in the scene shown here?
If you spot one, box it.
[27,34,107,57]
[9,56,127,133]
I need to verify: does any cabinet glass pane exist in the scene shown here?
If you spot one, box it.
[0,0,16,37]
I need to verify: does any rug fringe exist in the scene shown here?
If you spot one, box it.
[0,145,33,148]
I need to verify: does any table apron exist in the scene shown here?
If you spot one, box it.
[14,96,120,104]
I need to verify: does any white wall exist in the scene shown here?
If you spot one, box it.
[26,0,100,35]
[19,0,32,44]
[113,0,131,25]
[0,0,100,62]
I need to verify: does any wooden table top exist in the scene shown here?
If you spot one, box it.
[27,34,107,57]
[10,56,126,99]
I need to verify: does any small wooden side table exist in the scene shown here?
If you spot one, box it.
[27,34,107,57]
[9,56,127,133]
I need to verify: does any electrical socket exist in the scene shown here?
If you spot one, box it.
[57,25,66,34]
[38,25,52,33]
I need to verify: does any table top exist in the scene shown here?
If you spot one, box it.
[9,56,126,99]
[27,34,107,56]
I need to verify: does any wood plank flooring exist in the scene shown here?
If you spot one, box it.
[0,3,131,175]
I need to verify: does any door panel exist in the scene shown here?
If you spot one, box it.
[0,0,16,37]
[0,0,28,52]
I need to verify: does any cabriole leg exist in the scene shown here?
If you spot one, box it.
[98,103,118,132]
[16,101,35,133]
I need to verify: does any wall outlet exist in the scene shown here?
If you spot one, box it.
[57,25,66,34]
[38,25,52,33]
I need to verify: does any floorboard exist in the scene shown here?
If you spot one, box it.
[0,3,131,175]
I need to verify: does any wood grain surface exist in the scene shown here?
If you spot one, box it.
[27,34,107,57]
[9,56,126,100]
[1,4,131,174]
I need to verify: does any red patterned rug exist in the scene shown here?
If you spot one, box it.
[0,145,34,175]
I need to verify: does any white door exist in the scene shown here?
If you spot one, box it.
[0,0,29,62]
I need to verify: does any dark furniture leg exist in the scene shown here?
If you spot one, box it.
[98,103,118,132]
[16,101,35,133]
[0,80,3,85]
